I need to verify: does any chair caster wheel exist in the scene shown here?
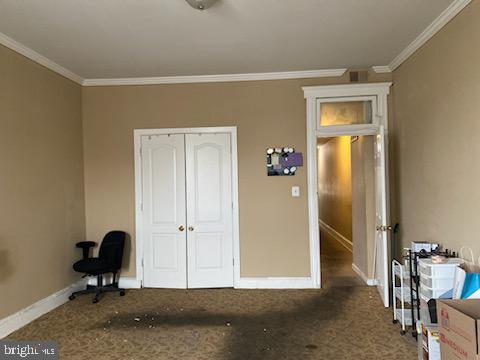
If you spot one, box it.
[400,330,406,335]
[392,319,398,324]
[69,295,76,301]
[92,298,99,304]
[120,290,126,296]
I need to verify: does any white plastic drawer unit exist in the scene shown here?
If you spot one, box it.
[420,275,455,290]
[420,274,454,289]
[418,258,462,278]
[419,283,451,300]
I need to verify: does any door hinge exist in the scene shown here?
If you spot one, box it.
[233,258,235,266]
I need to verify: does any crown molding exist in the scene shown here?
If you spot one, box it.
[0,0,471,86]
[389,0,472,71]
[0,32,84,85]
[371,66,392,74]
[0,33,345,86]
[81,69,348,86]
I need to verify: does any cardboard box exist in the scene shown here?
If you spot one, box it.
[411,241,439,253]
[422,323,440,360]
[412,241,432,253]
[437,299,480,360]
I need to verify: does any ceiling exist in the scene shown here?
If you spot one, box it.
[0,0,455,79]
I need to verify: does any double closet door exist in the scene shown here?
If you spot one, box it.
[141,132,234,289]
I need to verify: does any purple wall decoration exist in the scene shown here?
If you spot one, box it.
[266,146,303,176]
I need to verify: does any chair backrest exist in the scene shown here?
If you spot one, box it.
[98,231,126,270]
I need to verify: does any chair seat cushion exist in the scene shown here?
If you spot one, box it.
[73,258,113,275]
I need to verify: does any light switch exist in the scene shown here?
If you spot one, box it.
[291,186,300,197]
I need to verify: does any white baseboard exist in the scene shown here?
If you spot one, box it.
[235,277,316,289]
[319,219,353,253]
[87,276,141,289]
[0,279,87,339]
[352,263,377,286]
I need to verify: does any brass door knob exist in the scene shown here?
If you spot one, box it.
[188,226,194,231]
[376,225,393,232]
[178,225,185,232]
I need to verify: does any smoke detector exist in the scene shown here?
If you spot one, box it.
[185,0,219,10]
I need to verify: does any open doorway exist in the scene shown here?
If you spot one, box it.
[304,83,392,305]
[317,135,376,288]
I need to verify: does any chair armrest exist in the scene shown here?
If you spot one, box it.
[76,241,96,259]
[76,241,96,249]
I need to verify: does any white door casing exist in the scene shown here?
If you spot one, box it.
[141,134,187,288]
[374,126,389,306]
[303,83,392,295]
[136,128,236,289]
[185,133,234,288]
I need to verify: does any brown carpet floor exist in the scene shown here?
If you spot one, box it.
[7,287,417,359]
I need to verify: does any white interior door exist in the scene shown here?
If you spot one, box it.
[185,133,234,288]
[374,125,389,307]
[142,134,187,288]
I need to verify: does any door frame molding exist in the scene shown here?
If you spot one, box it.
[302,83,392,289]
[133,126,240,288]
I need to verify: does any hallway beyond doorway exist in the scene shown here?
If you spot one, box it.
[320,229,364,287]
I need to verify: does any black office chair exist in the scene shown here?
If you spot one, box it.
[69,231,127,303]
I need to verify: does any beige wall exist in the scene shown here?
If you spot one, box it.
[317,137,352,241]
[351,136,375,278]
[392,0,480,258]
[0,45,85,319]
[82,72,392,278]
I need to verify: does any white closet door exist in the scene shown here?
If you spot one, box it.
[142,134,187,288]
[185,133,234,288]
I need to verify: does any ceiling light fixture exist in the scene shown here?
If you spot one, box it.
[185,0,219,11]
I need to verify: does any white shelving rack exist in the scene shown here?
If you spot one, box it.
[392,259,415,334]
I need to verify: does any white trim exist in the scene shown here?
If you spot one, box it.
[0,32,84,85]
[0,279,87,339]
[82,69,347,86]
[230,129,241,289]
[87,276,141,289]
[316,124,379,137]
[235,277,315,289]
[389,0,472,71]
[134,127,240,288]
[371,66,392,74]
[352,263,377,286]
[303,83,392,292]
[303,82,392,99]
[306,94,321,289]
[318,219,352,253]
[134,131,144,286]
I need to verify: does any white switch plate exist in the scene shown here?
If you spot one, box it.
[291,186,300,197]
